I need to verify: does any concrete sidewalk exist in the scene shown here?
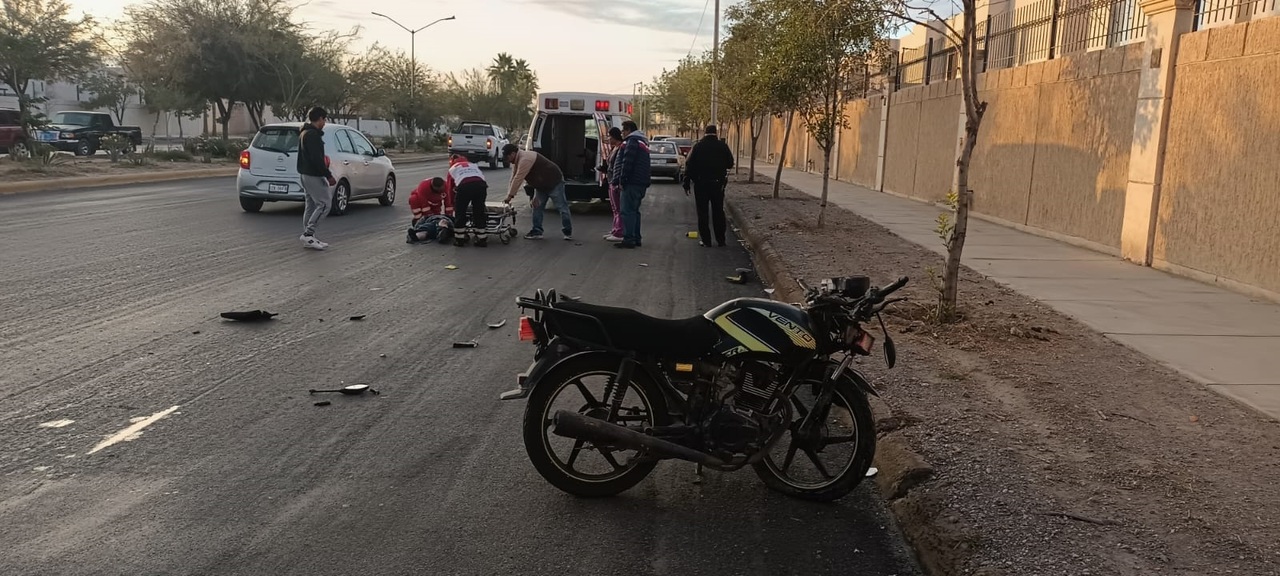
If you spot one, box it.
[744,161,1280,421]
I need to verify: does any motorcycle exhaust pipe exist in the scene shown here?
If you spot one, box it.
[551,410,726,468]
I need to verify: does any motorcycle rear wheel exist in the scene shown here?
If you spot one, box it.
[522,354,671,497]
[751,376,876,502]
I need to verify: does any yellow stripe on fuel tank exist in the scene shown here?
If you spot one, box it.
[713,314,779,354]
[675,363,694,372]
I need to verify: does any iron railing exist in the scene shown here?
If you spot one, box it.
[892,0,1149,89]
[1195,0,1279,29]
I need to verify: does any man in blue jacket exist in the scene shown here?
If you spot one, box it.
[610,120,650,249]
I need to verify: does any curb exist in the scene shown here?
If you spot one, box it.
[727,190,959,576]
[387,153,449,165]
[0,167,237,196]
[0,154,449,197]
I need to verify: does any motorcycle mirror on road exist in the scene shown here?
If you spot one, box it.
[308,384,378,396]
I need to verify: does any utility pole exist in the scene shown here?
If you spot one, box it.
[371,12,456,139]
[710,0,720,128]
[633,81,644,130]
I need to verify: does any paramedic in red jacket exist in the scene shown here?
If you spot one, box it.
[446,153,490,247]
[409,176,453,223]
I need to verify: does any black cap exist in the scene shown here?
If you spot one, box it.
[705,124,717,134]
[307,107,328,122]
[501,143,519,157]
[608,127,622,140]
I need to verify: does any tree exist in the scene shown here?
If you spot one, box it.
[770,0,886,226]
[0,0,99,129]
[486,53,538,132]
[141,83,205,138]
[444,68,503,123]
[650,54,712,135]
[882,0,988,320]
[722,2,776,183]
[264,29,353,123]
[80,70,136,124]
[121,0,304,138]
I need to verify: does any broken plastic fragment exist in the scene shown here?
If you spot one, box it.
[445,265,458,270]
[220,310,277,322]
[453,341,478,348]
[349,315,366,321]
[487,319,508,329]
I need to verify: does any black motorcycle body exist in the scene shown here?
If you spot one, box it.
[502,275,907,501]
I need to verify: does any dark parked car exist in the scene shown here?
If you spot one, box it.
[0,109,30,159]
[32,111,142,156]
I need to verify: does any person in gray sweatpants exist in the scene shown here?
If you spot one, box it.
[298,107,336,250]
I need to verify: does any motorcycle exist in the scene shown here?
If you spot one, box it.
[500,274,909,502]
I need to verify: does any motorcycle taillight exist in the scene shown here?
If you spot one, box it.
[519,316,536,342]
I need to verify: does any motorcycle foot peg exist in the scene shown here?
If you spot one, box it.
[500,376,531,401]
[499,387,530,401]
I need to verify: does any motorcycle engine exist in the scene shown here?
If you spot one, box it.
[699,361,785,461]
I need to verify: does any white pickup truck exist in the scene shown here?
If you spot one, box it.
[447,121,510,169]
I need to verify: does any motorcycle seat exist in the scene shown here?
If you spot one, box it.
[552,301,720,356]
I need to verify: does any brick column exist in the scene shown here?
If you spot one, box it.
[1120,0,1195,265]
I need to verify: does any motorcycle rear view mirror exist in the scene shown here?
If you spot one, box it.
[309,384,375,395]
[884,334,897,369]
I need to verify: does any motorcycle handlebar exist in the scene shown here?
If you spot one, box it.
[877,276,909,299]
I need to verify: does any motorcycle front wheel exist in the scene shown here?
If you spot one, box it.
[752,375,877,502]
[522,354,670,497]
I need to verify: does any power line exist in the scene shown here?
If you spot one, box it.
[688,0,712,57]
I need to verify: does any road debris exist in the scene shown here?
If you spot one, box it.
[453,340,479,348]
[349,315,366,321]
[639,263,649,267]
[314,401,331,407]
[445,265,458,270]
[309,384,378,396]
[487,319,508,329]
[220,310,277,322]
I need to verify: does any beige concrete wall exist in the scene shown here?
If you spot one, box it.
[962,45,1141,248]
[853,98,882,187]
[786,117,804,168]
[913,81,963,203]
[1156,19,1280,294]
[883,86,922,197]
[836,100,871,184]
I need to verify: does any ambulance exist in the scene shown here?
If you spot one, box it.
[523,92,633,202]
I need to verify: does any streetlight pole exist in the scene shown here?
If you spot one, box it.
[371,12,456,139]
[710,0,720,129]
[633,82,644,131]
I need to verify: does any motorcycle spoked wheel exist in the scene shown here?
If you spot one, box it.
[751,376,876,502]
[522,354,671,497]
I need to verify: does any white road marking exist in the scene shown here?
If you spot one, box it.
[39,419,74,428]
[87,405,180,455]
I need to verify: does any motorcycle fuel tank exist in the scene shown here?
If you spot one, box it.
[703,298,817,359]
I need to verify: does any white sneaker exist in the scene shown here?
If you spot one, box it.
[300,235,327,250]
[604,235,623,242]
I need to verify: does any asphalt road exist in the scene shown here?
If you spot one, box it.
[0,160,921,576]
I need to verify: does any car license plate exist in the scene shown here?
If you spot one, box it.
[37,131,56,142]
[268,183,288,193]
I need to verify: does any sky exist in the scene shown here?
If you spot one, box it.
[66,0,737,95]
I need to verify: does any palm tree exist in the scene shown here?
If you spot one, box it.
[486,53,517,93]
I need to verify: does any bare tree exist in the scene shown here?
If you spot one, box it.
[882,0,988,320]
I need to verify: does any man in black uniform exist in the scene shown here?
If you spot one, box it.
[681,124,735,247]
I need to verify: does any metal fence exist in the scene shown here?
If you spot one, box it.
[1195,0,1279,29]
[893,0,1149,89]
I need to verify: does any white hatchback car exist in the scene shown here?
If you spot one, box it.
[236,123,397,214]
